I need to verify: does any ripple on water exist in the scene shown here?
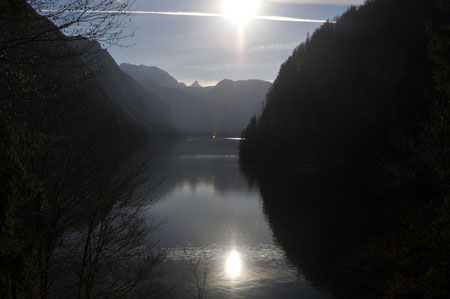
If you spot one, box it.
[162,243,328,298]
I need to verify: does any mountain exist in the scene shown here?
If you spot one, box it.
[190,80,202,88]
[205,79,272,134]
[120,63,210,133]
[120,63,271,135]
[1,4,178,297]
[74,42,178,137]
[239,1,449,297]
[1,2,179,203]
[120,63,185,89]
[240,0,442,167]
[0,5,155,150]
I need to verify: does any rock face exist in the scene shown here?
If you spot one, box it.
[120,63,272,136]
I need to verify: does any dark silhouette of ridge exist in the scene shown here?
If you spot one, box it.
[239,0,449,297]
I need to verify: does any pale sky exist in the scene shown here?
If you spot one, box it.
[108,0,365,86]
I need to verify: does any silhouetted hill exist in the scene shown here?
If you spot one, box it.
[240,0,449,297]
[75,41,179,137]
[206,79,272,134]
[240,0,443,169]
[0,2,181,210]
[121,64,271,135]
[120,63,208,133]
[1,6,143,151]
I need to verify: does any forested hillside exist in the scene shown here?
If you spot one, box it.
[241,0,447,170]
[240,0,449,296]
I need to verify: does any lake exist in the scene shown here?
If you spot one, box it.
[137,137,334,298]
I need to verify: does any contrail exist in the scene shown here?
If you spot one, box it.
[41,10,332,23]
[257,15,331,23]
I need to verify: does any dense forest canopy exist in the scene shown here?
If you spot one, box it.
[241,0,449,198]
[240,0,449,296]
[242,0,447,167]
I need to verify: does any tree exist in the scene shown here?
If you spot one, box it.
[0,1,168,298]
[182,249,210,299]
[239,0,449,296]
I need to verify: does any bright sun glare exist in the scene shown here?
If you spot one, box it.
[225,250,242,279]
[223,0,260,27]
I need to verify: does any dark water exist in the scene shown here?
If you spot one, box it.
[137,137,374,298]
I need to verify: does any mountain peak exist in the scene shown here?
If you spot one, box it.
[190,80,202,88]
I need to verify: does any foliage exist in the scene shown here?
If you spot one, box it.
[241,0,437,170]
[0,1,166,298]
[240,0,450,296]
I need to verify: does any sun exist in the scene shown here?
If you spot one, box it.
[223,0,260,27]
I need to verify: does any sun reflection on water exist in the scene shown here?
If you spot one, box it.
[225,249,242,279]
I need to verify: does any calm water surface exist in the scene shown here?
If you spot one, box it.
[140,138,331,298]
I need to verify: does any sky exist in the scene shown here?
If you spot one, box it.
[108,0,365,86]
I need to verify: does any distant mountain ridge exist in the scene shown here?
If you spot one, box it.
[120,63,272,135]
[205,79,272,134]
[190,80,202,88]
[120,63,185,89]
